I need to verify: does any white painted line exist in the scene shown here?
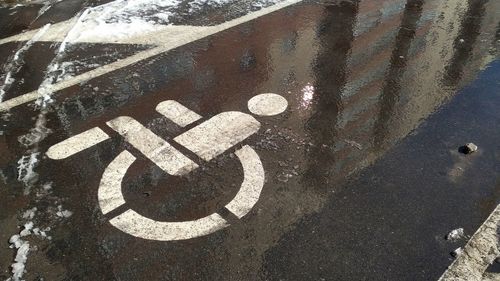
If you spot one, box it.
[46,127,110,159]
[98,150,135,214]
[98,145,264,240]
[0,24,51,102]
[439,204,500,281]
[174,112,260,161]
[155,100,202,127]
[0,20,211,46]
[482,273,500,281]
[109,209,229,241]
[0,0,304,112]
[106,116,198,176]
[0,20,73,46]
[248,93,288,116]
[225,145,265,218]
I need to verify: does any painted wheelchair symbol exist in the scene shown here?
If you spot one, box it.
[46,93,288,241]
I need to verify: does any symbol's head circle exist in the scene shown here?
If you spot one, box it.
[248,93,288,116]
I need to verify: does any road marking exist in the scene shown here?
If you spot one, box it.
[98,150,135,214]
[155,100,202,127]
[0,0,303,112]
[46,127,110,159]
[225,145,265,218]
[110,209,229,241]
[0,21,210,46]
[248,93,289,116]
[106,116,198,176]
[103,145,264,241]
[174,112,260,162]
[482,273,500,281]
[439,204,500,281]
[47,95,288,241]
[0,24,51,102]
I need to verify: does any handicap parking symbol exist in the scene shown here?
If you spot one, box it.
[46,93,288,241]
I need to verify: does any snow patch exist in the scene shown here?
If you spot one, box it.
[42,182,52,191]
[8,227,31,281]
[17,117,52,147]
[446,228,465,241]
[56,205,73,218]
[17,153,40,192]
[451,247,463,258]
[22,207,37,220]
[11,242,30,281]
[51,0,287,44]
[188,0,284,13]
[6,206,55,280]
[0,24,50,102]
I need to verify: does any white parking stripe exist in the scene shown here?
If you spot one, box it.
[0,21,210,46]
[106,116,198,176]
[109,209,229,241]
[155,100,202,127]
[174,112,260,162]
[46,127,110,159]
[482,273,500,281]
[0,0,303,112]
[439,204,500,281]
[225,145,265,218]
[98,150,135,214]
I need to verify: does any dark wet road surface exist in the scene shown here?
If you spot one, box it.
[1,0,500,280]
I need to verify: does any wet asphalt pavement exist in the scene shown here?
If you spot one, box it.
[1,0,500,280]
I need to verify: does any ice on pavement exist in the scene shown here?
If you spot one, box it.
[11,242,30,281]
[446,228,465,241]
[0,24,50,102]
[8,228,31,281]
[16,153,40,193]
[56,205,73,218]
[57,0,287,44]
[22,207,37,220]
[19,222,34,237]
[6,209,53,280]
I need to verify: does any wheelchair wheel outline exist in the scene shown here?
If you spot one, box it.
[98,145,264,241]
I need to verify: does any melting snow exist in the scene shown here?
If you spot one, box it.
[56,205,73,218]
[50,0,287,44]
[22,207,37,220]
[6,208,54,281]
[16,153,40,192]
[0,24,50,102]
[17,118,52,147]
[8,223,34,281]
[446,228,465,241]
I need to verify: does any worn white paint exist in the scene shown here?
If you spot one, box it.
[0,24,51,102]
[45,95,282,240]
[103,145,264,241]
[439,204,500,281]
[225,145,265,218]
[106,116,198,175]
[0,20,211,46]
[110,209,229,241]
[0,0,304,112]
[156,100,202,127]
[482,273,500,281]
[247,93,288,116]
[174,112,260,161]
[46,127,110,159]
[98,150,135,214]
